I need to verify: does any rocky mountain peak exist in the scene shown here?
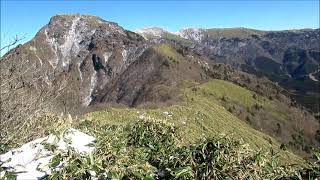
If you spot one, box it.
[1,14,147,115]
[135,27,170,39]
[46,14,124,32]
[31,14,130,70]
[177,28,206,42]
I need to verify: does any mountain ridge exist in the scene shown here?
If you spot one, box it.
[1,14,319,161]
[136,26,319,40]
[136,25,320,113]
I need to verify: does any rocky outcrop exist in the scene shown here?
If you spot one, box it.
[178,28,207,43]
[0,14,147,121]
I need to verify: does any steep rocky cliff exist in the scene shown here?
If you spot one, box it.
[1,15,146,117]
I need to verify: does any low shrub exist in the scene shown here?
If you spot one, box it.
[41,119,319,179]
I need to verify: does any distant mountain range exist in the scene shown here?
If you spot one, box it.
[1,14,319,158]
[136,27,320,113]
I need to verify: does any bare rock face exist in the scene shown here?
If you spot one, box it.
[178,28,207,43]
[0,14,147,124]
[39,14,148,107]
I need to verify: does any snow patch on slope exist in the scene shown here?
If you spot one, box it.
[0,128,95,180]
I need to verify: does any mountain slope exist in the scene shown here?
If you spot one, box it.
[85,80,304,163]
[1,14,319,160]
[92,44,210,107]
[1,14,147,121]
[136,27,320,113]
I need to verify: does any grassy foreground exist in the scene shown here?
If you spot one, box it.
[85,80,301,162]
[1,80,319,179]
[42,119,318,179]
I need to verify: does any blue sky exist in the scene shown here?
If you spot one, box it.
[1,0,319,55]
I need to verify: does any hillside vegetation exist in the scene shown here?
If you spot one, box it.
[86,80,304,161]
[190,80,319,156]
[2,79,320,179]
[1,14,319,179]
[206,28,266,39]
[3,62,318,179]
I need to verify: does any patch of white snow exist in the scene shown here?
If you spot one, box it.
[0,128,95,180]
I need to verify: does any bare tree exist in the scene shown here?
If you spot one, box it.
[0,37,69,150]
[0,34,26,52]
